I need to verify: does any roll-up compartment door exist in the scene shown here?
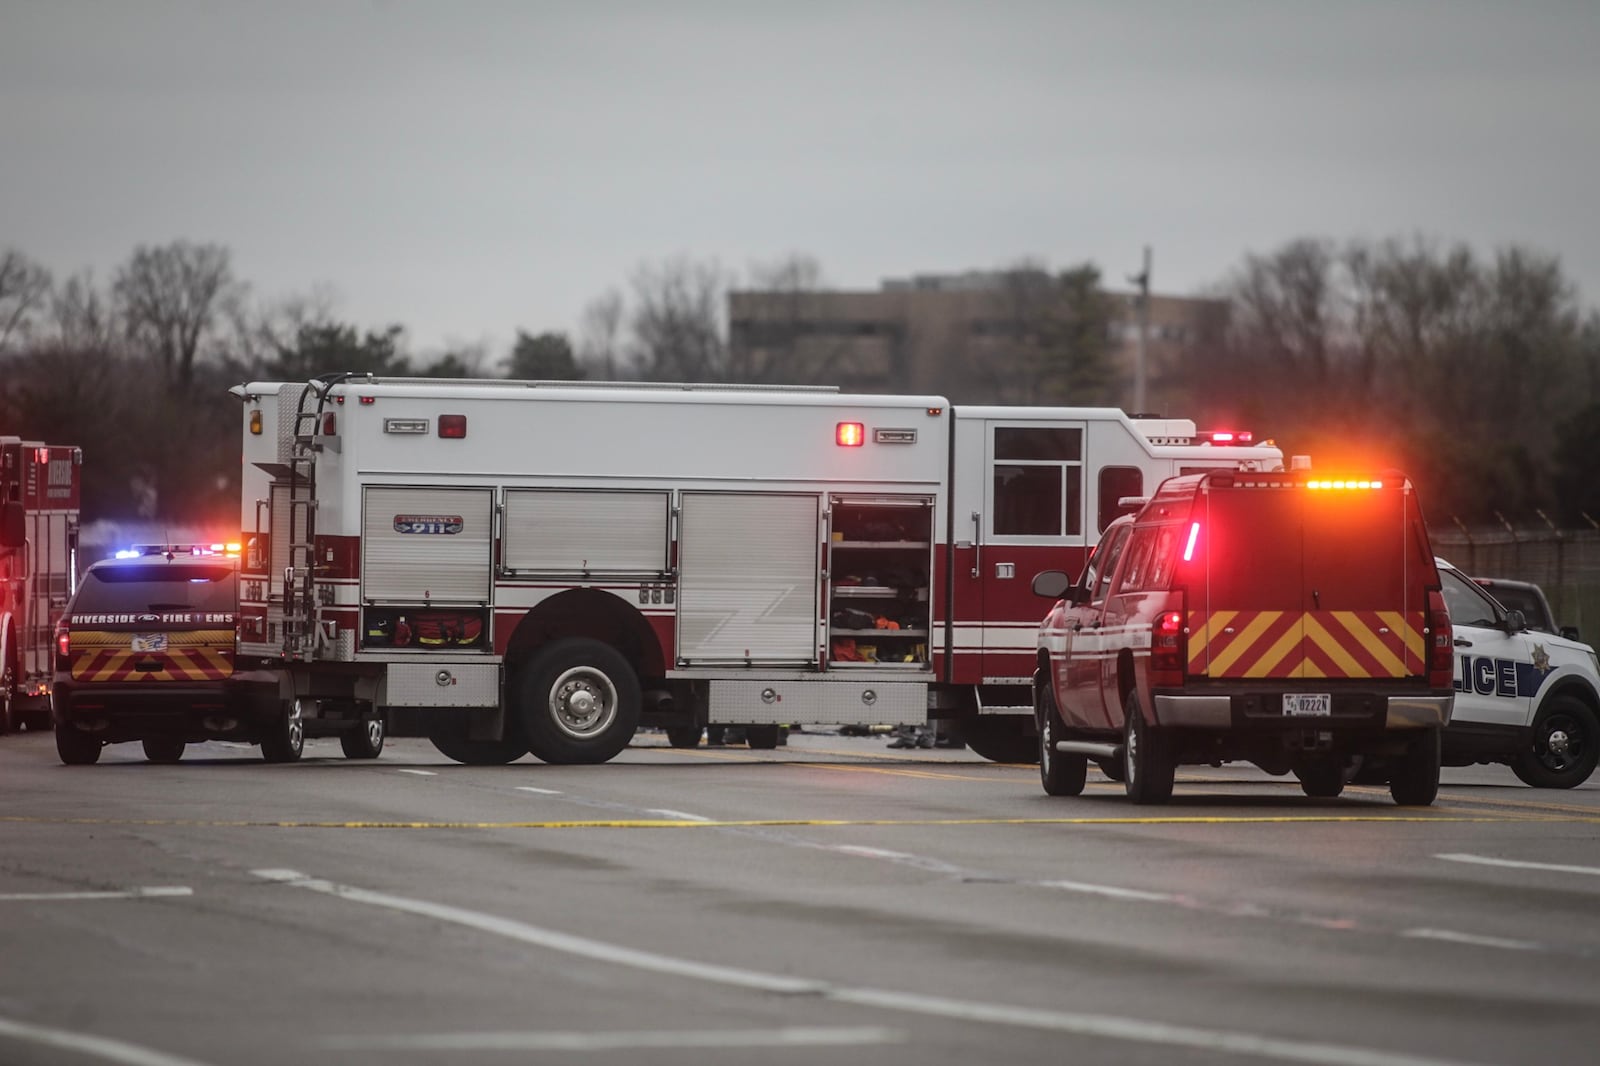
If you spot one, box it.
[363,487,494,603]
[503,489,669,574]
[678,493,820,665]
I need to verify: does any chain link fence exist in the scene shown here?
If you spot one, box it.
[1431,524,1600,640]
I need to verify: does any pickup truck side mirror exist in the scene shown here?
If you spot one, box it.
[1031,570,1071,600]
[1561,625,1581,642]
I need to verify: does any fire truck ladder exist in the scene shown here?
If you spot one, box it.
[282,373,363,660]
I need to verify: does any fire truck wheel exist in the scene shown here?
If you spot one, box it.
[55,722,102,765]
[142,738,185,764]
[746,725,781,750]
[1511,696,1600,789]
[517,639,641,765]
[1123,692,1174,805]
[1389,727,1441,806]
[665,726,703,748]
[341,713,386,760]
[261,698,306,763]
[963,717,1039,764]
[1295,759,1345,798]
[1038,687,1087,796]
[1095,757,1126,782]
[427,715,528,765]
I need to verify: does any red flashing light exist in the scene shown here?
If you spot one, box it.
[1150,608,1186,688]
[439,415,467,439]
[836,422,864,447]
[55,621,69,663]
[1306,479,1384,490]
[1200,430,1253,445]
[359,395,376,405]
[1183,522,1200,562]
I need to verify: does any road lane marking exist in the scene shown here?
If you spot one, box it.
[515,786,563,795]
[0,1015,214,1066]
[1402,929,1542,952]
[395,769,437,777]
[1436,853,1600,877]
[255,868,1484,1066]
[0,886,192,902]
[645,809,711,822]
[323,1026,902,1051]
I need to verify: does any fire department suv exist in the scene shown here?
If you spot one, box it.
[1032,468,1455,805]
[0,436,81,733]
[231,376,1282,765]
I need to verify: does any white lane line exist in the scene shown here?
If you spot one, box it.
[395,769,437,777]
[0,887,192,902]
[645,809,712,822]
[515,786,562,795]
[1402,929,1542,952]
[1436,852,1600,878]
[253,869,1483,1066]
[1036,879,1178,904]
[323,1026,901,1051]
[828,845,970,876]
[0,1015,215,1066]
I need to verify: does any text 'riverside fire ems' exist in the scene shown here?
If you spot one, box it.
[231,375,1283,765]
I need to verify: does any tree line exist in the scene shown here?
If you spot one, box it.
[1,237,1596,529]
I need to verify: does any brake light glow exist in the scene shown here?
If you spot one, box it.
[1183,522,1200,562]
[836,422,864,447]
[1426,588,1453,688]
[439,415,467,439]
[55,622,69,662]
[1150,608,1186,687]
[1306,479,1383,490]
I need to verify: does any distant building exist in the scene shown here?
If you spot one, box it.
[728,270,1225,412]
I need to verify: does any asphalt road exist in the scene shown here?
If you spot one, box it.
[3,727,1598,1066]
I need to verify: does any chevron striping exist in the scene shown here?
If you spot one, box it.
[1205,611,1285,675]
[1241,617,1305,677]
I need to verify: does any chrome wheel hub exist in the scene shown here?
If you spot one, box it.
[550,668,618,740]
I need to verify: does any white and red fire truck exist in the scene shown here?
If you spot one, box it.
[0,436,82,733]
[231,376,1282,764]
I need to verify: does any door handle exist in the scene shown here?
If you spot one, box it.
[1453,638,1472,647]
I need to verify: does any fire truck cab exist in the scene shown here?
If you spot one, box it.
[0,437,81,733]
[232,376,1283,765]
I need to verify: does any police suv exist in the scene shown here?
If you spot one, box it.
[1438,557,1600,788]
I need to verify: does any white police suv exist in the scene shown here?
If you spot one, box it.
[1437,557,1600,788]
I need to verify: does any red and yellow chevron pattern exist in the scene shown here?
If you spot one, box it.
[1187,610,1425,679]
[70,630,234,683]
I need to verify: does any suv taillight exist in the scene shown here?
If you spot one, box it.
[1150,606,1186,688]
[54,621,70,667]
[1426,588,1453,689]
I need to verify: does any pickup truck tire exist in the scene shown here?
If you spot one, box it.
[1038,687,1087,796]
[1511,696,1599,789]
[964,716,1039,764]
[341,714,386,760]
[1296,760,1345,798]
[142,738,185,764]
[55,722,102,765]
[260,698,306,764]
[1389,728,1440,806]
[665,726,703,748]
[1123,692,1175,805]
[518,639,641,765]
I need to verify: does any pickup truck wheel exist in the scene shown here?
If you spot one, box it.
[341,714,386,759]
[746,724,781,750]
[1389,728,1441,806]
[517,639,640,765]
[260,698,306,763]
[427,715,528,765]
[142,738,185,764]
[1038,687,1087,796]
[1511,696,1600,789]
[665,725,703,748]
[1295,760,1345,798]
[55,722,102,765]
[1123,692,1175,805]
[964,716,1039,764]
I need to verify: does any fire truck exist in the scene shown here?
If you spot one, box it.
[230,376,1282,764]
[0,437,82,733]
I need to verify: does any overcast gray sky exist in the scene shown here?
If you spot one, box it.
[4,0,1598,357]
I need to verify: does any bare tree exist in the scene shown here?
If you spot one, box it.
[726,253,852,385]
[577,289,624,379]
[113,240,245,389]
[0,248,53,351]
[627,257,728,382]
[48,270,117,351]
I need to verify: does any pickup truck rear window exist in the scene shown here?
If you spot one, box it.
[74,565,237,615]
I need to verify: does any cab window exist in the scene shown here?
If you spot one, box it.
[1440,568,1501,629]
[1086,525,1132,603]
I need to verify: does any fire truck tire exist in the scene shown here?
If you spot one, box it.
[746,724,781,750]
[1389,727,1441,806]
[1095,757,1126,782]
[963,717,1039,764]
[665,726,703,748]
[341,714,386,760]
[1123,692,1175,805]
[260,698,306,763]
[142,738,185,764]
[1038,687,1087,796]
[55,722,102,765]
[517,639,640,765]
[1295,760,1345,798]
[427,715,528,765]
[1511,696,1600,789]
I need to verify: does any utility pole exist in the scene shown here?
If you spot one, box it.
[1128,246,1151,414]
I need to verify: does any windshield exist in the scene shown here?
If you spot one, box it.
[73,564,237,615]
[1479,585,1551,632]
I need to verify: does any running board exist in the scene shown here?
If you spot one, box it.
[1054,740,1121,759]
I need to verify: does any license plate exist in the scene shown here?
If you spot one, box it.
[132,633,169,652]
[1283,693,1331,717]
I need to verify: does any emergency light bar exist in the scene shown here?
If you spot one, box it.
[1197,430,1254,445]
[1306,480,1384,490]
[115,543,243,560]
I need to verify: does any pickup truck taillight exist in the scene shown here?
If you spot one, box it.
[54,621,70,667]
[1150,608,1186,688]
[1426,588,1453,689]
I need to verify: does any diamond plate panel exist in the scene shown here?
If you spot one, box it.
[707,679,926,725]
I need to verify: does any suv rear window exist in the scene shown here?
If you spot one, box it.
[74,564,237,615]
